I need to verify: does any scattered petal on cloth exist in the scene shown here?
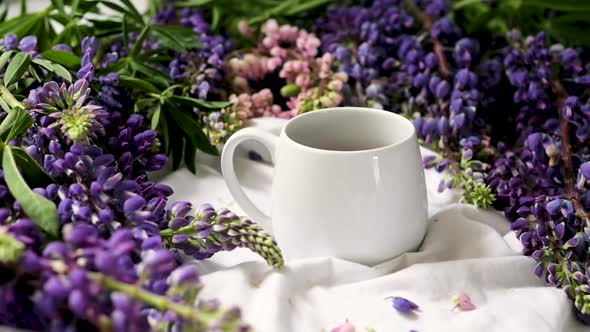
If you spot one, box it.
[453,292,477,311]
[331,320,356,332]
[388,296,419,313]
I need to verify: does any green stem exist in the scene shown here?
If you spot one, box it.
[89,272,218,323]
[160,224,195,237]
[0,85,23,110]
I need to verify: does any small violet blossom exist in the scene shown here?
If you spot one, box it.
[386,296,419,313]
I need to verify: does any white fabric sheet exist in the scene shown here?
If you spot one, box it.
[4,1,585,328]
[160,118,586,332]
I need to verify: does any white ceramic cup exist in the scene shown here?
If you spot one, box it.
[221,107,428,265]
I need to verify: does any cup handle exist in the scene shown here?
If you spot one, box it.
[221,127,277,234]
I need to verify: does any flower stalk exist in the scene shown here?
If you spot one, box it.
[552,79,590,227]
[89,272,237,326]
[404,0,451,79]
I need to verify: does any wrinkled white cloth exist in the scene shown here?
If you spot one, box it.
[3,0,585,328]
[160,118,586,332]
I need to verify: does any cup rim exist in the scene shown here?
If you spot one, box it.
[282,107,417,154]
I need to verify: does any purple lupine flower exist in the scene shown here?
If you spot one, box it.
[388,296,419,313]
[24,79,107,143]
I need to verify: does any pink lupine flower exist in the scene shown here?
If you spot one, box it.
[331,320,356,332]
[452,292,477,311]
[238,21,253,37]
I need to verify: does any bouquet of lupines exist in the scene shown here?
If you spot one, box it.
[207,18,349,144]
[0,1,284,331]
[313,0,590,324]
[313,0,496,208]
[484,31,590,323]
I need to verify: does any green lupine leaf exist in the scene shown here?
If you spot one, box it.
[134,98,160,113]
[0,99,9,113]
[88,18,123,31]
[15,77,36,92]
[40,50,81,70]
[4,52,32,86]
[9,13,45,38]
[453,0,486,10]
[151,103,161,130]
[99,1,141,22]
[161,110,171,153]
[165,117,184,169]
[50,0,66,16]
[130,61,171,84]
[184,139,197,173]
[130,25,151,57]
[551,13,590,23]
[118,0,144,23]
[212,6,221,31]
[32,58,55,71]
[151,25,201,52]
[3,146,59,236]
[0,3,7,22]
[122,15,131,53]
[165,101,218,155]
[284,0,335,15]
[521,0,590,11]
[71,0,81,14]
[119,75,161,93]
[27,64,42,82]
[0,14,39,37]
[1,107,35,142]
[53,64,72,82]
[12,146,54,188]
[169,96,232,110]
[0,51,15,71]
[173,0,213,7]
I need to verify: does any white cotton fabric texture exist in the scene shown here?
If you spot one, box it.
[160,118,587,332]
